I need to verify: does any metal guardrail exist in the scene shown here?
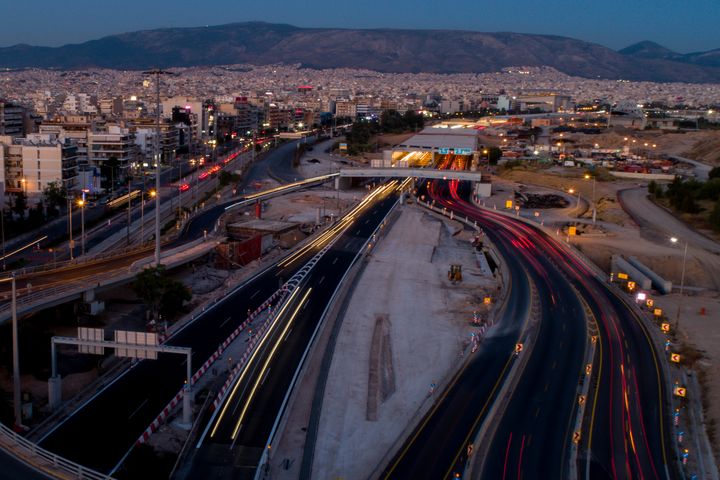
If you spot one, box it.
[5,244,152,280]
[0,421,113,479]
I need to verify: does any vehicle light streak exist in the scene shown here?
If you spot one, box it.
[230,287,313,441]
[209,286,303,438]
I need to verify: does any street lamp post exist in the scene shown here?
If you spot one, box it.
[68,197,74,260]
[671,237,688,331]
[140,193,144,244]
[143,68,173,267]
[585,174,597,224]
[77,199,86,256]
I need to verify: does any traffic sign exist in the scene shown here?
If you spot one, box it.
[515,343,524,353]
[617,272,629,280]
[585,363,592,375]
[578,394,586,406]
[654,308,663,317]
[627,281,636,291]
[661,322,671,333]
[483,297,492,305]
[674,386,687,397]
[646,298,654,308]
[572,431,582,443]
[568,226,577,236]
[671,353,681,363]
[505,200,513,209]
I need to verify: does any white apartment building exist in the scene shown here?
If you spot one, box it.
[87,126,136,178]
[0,134,79,196]
[62,94,97,114]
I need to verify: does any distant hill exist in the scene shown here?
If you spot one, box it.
[620,40,720,69]
[1,22,719,83]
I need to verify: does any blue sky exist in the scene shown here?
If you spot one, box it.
[1,0,717,52]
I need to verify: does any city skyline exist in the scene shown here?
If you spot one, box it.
[1,0,719,53]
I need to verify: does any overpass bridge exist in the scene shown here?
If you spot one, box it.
[0,174,338,324]
[339,167,485,182]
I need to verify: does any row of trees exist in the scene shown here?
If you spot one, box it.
[649,171,720,231]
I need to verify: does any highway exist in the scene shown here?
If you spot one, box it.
[33,140,322,471]
[188,182,399,478]
[457,182,671,478]
[0,140,329,297]
[382,173,586,479]
[382,154,672,479]
[460,185,671,479]
[37,182,396,474]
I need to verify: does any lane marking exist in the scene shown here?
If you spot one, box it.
[128,399,148,420]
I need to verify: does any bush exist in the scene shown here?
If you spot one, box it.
[710,201,720,232]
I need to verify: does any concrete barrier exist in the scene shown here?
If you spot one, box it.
[611,255,652,290]
[627,256,673,294]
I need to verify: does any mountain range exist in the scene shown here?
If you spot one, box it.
[0,22,718,83]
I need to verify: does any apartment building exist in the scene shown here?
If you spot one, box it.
[0,133,79,195]
[0,100,25,138]
[87,126,136,179]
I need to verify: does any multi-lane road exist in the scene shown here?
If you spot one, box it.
[38,182,397,476]
[383,164,672,479]
[188,182,399,479]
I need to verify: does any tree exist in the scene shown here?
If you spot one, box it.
[101,156,120,191]
[487,147,503,165]
[11,192,27,218]
[710,201,720,232]
[42,181,67,211]
[709,166,720,180]
[133,266,191,321]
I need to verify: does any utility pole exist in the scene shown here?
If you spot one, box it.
[126,179,132,245]
[10,274,21,430]
[68,197,74,260]
[143,69,173,267]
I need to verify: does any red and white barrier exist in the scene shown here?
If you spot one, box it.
[135,288,286,445]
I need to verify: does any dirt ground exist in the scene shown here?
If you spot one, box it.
[564,129,720,166]
[498,168,635,226]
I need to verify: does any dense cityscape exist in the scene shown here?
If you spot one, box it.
[0,4,719,480]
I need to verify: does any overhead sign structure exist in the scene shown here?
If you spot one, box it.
[78,327,104,355]
[115,331,159,359]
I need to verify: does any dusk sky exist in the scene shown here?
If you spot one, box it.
[1,0,718,53]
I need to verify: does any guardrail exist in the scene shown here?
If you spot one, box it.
[0,421,113,479]
[4,244,153,280]
[258,194,401,479]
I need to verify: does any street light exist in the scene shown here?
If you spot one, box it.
[670,237,688,331]
[568,188,581,210]
[68,197,74,260]
[77,198,86,256]
[143,68,173,267]
[584,173,596,224]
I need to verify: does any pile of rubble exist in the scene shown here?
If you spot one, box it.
[515,192,569,209]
